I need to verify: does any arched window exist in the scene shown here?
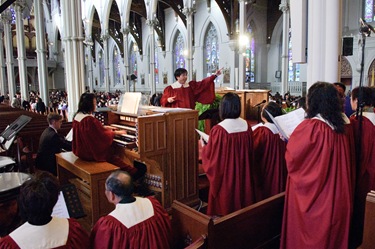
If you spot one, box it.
[173,31,185,71]
[113,46,121,86]
[288,30,300,82]
[245,25,255,83]
[98,49,104,87]
[364,0,375,22]
[204,23,219,78]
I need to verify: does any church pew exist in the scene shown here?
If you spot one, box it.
[360,191,375,249]
[172,192,285,249]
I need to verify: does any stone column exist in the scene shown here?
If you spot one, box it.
[34,0,49,104]
[122,26,130,92]
[61,0,85,120]
[183,6,195,80]
[146,20,156,95]
[102,31,110,93]
[15,1,28,102]
[280,0,290,95]
[0,24,7,95]
[85,40,94,92]
[1,10,16,101]
[238,0,246,89]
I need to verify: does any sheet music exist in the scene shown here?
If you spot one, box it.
[195,129,209,143]
[120,92,142,114]
[266,108,305,140]
[65,128,73,142]
[52,191,70,218]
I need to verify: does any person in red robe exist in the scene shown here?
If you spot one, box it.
[90,170,172,249]
[72,93,145,180]
[253,101,287,202]
[280,82,354,249]
[201,92,256,216]
[160,68,222,109]
[0,172,89,249]
[349,86,375,248]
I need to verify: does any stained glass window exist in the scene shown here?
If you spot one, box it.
[173,31,185,71]
[155,37,159,84]
[246,25,255,83]
[204,23,219,78]
[113,46,121,86]
[364,0,374,22]
[288,30,300,82]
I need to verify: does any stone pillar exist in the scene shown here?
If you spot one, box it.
[238,0,246,89]
[102,31,110,93]
[1,10,16,101]
[61,0,85,120]
[307,0,340,88]
[85,41,94,92]
[0,25,7,95]
[34,0,49,104]
[15,1,28,102]
[122,26,130,92]
[183,6,195,80]
[147,20,156,95]
[280,0,290,95]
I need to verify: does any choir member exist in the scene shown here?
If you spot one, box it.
[201,92,256,216]
[90,170,172,249]
[0,172,89,249]
[160,67,222,109]
[253,101,287,202]
[281,82,353,249]
[35,113,72,175]
[72,93,145,180]
[349,86,375,248]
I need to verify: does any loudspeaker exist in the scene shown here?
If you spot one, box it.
[342,37,353,56]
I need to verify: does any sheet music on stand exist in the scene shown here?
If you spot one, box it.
[52,184,85,219]
[118,92,142,114]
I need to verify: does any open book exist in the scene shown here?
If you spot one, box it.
[195,129,209,143]
[265,108,306,141]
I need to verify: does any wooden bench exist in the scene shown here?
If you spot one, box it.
[360,191,375,249]
[56,151,119,225]
[172,192,285,249]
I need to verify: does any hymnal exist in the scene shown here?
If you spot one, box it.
[265,108,305,141]
[195,129,209,143]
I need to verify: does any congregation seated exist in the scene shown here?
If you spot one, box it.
[0,171,89,249]
[90,170,172,249]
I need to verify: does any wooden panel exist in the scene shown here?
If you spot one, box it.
[360,192,375,249]
[208,192,284,249]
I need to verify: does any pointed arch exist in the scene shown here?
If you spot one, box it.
[203,22,219,77]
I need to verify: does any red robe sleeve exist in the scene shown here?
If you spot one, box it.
[72,116,114,161]
[189,75,216,105]
[160,86,173,107]
[281,119,353,249]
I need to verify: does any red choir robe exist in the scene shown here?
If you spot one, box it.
[201,118,256,216]
[349,112,375,248]
[72,113,137,175]
[160,75,216,109]
[281,117,353,249]
[253,123,287,202]
[0,217,89,249]
[73,113,114,161]
[90,197,172,249]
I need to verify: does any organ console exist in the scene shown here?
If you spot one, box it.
[94,107,200,210]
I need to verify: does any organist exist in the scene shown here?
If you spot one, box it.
[72,93,146,180]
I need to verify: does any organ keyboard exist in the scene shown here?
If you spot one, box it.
[94,107,200,210]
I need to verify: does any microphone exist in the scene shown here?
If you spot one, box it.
[254,100,266,107]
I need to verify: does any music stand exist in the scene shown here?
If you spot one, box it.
[0,115,32,151]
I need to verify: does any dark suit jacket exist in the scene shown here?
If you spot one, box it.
[36,127,72,175]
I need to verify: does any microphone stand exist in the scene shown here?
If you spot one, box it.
[355,20,371,176]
